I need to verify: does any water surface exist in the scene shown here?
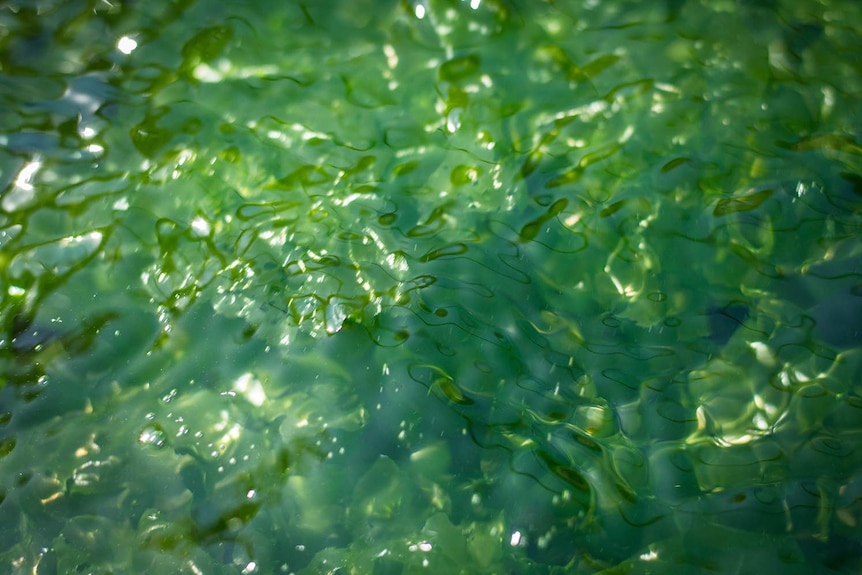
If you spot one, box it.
[1,1,861,573]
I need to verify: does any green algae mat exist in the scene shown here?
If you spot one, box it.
[1,0,862,573]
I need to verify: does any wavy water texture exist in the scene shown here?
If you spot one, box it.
[1,0,862,574]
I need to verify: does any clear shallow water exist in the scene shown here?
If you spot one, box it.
[1,0,861,573]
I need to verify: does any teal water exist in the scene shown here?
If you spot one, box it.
[1,0,861,573]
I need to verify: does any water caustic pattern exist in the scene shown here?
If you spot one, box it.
[1,0,862,573]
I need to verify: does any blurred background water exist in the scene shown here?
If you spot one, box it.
[1,0,861,573]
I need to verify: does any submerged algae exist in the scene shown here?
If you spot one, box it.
[1,0,862,573]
